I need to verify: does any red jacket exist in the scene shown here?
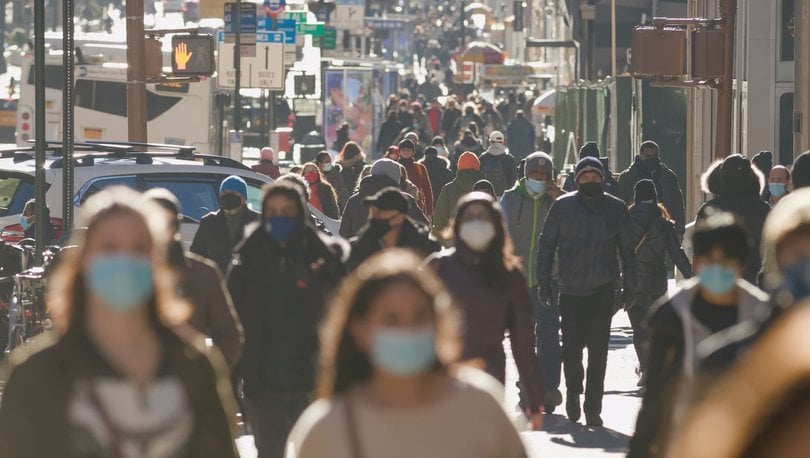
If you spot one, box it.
[400,159,434,218]
[252,161,280,179]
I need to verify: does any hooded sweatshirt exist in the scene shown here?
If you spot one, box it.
[500,178,554,286]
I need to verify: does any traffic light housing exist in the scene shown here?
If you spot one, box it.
[171,34,215,76]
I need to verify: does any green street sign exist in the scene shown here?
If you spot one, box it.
[298,22,325,36]
[322,26,337,50]
[283,11,308,23]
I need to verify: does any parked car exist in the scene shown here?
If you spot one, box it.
[0,143,340,244]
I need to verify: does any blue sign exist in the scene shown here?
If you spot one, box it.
[256,32,285,43]
[277,20,297,44]
[224,2,257,34]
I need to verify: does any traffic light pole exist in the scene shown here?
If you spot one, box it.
[714,0,736,159]
[234,0,242,131]
[126,0,147,143]
[33,0,46,262]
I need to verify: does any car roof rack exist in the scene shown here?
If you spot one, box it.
[84,141,197,158]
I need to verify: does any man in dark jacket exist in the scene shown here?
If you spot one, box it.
[146,188,244,371]
[20,199,57,244]
[228,181,347,458]
[537,156,636,427]
[562,142,621,198]
[347,187,440,270]
[339,158,427,238]
[377,110,403,155]
[617,140,687,235]
[419,145,454,201]
[441,97,463,143]
[191,175,261,273]
[506,110,536,162]
[479,130,518,196]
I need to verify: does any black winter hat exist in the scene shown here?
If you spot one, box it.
[579,141,600,159]
[793,151,810,190]
[364,187,410,214]
[574,156,605,182]
[752,150,774,176]
[634,179,658,204]
[398,139,415,151]
[424,146,438,156]
[472,179,496,197]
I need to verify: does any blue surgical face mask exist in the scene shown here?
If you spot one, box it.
[264,216,297,243]
[783,259,810,301]
[19,214,31,231]
[769,183,787,198]
[699,264,738,295]
[87,254,154,312]
[323,163,334,172]
[526,178,546,195]
[371,327,437,376]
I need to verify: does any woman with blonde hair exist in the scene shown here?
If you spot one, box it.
[287,249,528,458]
[0,187,238,457]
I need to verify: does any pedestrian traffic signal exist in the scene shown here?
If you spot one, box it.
[171,34,215,76]
[294,75,316,95]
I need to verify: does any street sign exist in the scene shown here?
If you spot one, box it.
[321,26,337,50]
[224,2,257,33]
[171,34,215,76]
[218,31,285,89]
[258,18,297,44]
[332,0,364,30]
[365,17,411,30]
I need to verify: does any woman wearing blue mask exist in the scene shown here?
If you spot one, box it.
[287,250,528,458]
[0,187,238,457]
[227,181,347,458]
[629,212,770,458]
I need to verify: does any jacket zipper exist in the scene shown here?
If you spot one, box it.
[528,198,539,286]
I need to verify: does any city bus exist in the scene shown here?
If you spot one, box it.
[16,40,226,153]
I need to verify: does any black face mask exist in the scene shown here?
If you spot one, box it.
[642,156,660,171]
[366,218,393,239]
[399,156,414,166]
[578,182,603,198]
[220,193,243,211]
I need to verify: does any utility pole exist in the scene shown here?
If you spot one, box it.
[126,0,147,142]
[460,0,466,48]
[714,0,736,159]
[62,0,75,231]
[234,0,242,131]
[581,0,596,80]
[33,0,46,262]
[611,0,617,78]
[795,0,810,157]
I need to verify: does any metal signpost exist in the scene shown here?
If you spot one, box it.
[34,0,46,262]
[62,0,75,232]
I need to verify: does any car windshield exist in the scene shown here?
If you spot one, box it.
[0,173,35,217]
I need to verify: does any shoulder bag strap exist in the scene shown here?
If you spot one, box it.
[635,232,649,255]
[343,394,365,458]
[87,381,125,458]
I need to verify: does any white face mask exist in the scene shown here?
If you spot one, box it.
[459,219,496,252]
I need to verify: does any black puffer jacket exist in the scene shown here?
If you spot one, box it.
[228,220,346,397]
[537,192,636,297]
[420,154,455,200]
[630,203,692,298]
[339,174,428,239]
[347,218,441,271]
[618,157,686,234]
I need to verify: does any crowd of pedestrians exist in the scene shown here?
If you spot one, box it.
[7,78,810,458]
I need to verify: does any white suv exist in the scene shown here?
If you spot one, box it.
[0,144,340,243]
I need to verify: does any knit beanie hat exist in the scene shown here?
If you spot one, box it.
[579,141,600,159]
[634,179,658,204]
[399,139,416,151]
[458,152,481,171]
[424,146,438,156]
[219,175,248,199]
[525,152,553,175]
[574,156,605,182]
[794,151,810,190]
[752,150,774,177]
[473,179,496,197]
[371,158,402,185]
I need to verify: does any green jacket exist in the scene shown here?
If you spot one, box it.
[500,179,554,287]
[0,327,239,458]
[432,169,486,241]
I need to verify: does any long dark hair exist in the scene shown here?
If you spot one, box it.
[451,193,521,287]
[337,141,364,162]
[317,250,461,398]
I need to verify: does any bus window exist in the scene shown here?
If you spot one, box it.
[146,91,182,121]
[75,80,127,117]
[26,64,64,91]
[0,174,35,216]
